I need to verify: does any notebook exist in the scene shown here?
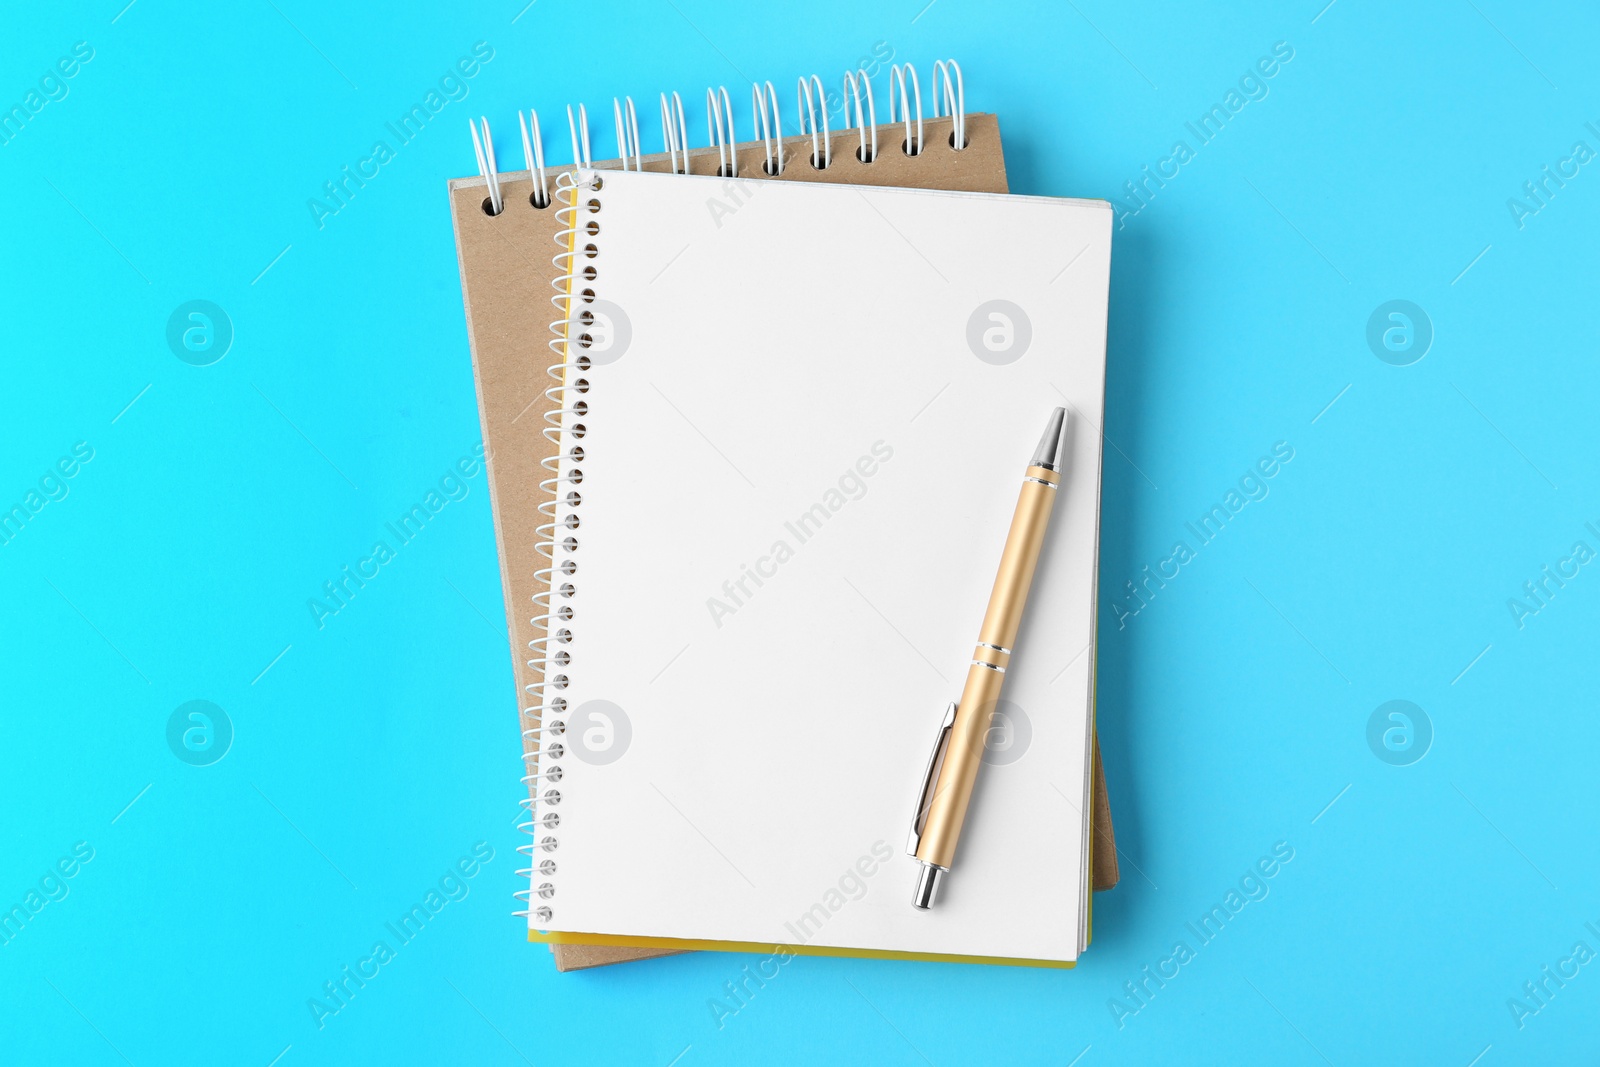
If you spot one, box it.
[527,164,1112,965]
[444,66,1121,970]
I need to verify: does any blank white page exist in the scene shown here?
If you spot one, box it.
[535,168,1111,963]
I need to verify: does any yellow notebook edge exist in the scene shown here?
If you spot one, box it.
[528,929,1076,970]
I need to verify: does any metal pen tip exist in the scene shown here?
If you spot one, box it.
[1030,407,1070,471]
[912,863,945,910]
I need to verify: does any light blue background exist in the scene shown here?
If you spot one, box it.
[3,0,1597,1063]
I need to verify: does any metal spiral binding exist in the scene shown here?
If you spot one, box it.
[934,59,967,149]
[519,108,550,208]
[480,61,968,923]
[751,81,784,176]
[890,63,924,156]
[612,97,642,172]
[796,74,830,169]
[660,91,688,174]
[515,167,604,925]
[469,116,503,214]
[566,103,593,169]
[706,86,737,177]
[843,68,877,162]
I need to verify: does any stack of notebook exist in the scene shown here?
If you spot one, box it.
[447,61,1115,969]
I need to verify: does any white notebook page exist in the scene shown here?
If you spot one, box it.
[535,169,1111,963]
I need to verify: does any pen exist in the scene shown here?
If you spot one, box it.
[907,407,1070,909]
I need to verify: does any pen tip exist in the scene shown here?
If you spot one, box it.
[1031,407,1070,471]
[912,864,944,909]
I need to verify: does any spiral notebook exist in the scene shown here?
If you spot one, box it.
[515,148,1112,964]
[446,66,1118,969]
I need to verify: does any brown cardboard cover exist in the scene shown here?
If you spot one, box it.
[446,114,1117,974]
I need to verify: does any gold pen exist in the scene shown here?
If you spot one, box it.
[908,407,1070,909]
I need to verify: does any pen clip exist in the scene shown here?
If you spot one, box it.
[906,701,958,857]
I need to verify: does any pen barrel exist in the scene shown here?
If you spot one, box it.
[977,466,1059,652]
[916,466,1059,871]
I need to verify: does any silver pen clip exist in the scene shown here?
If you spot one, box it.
[906,701,958,857]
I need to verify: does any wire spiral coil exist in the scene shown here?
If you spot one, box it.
[470,60,967,216]
[515,168,605,924]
